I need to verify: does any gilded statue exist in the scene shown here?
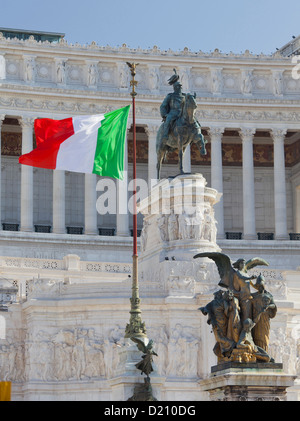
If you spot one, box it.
[194,252,276,364]
[251,274,277,351]
[156,69,207,179]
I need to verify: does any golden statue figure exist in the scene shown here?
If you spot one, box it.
[251,274,277,351]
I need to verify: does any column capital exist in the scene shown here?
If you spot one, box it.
[0,114,5,126]
[239,127,256,141]
[208,126,224,139]
[19,116,35,129]
[271,128,287,142]
[145,123,160,138]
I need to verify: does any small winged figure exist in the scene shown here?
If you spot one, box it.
[131,336,158,378]
[194,252,269,321]
[126,62,139,76]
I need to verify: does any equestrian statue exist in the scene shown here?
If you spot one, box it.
[156,69,207,179]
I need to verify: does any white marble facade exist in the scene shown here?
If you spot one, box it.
[0,31,299,400]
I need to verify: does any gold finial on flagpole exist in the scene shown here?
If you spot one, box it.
[126,62,139,97]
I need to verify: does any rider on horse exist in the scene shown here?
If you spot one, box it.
[160,69,206,151]
[160,70,186,141]
[156,69,207,179]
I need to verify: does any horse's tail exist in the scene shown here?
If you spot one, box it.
[201,134,207,155]
[156,123,167,154]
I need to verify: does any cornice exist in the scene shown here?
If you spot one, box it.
[1,93,300,127]
[0,82,300,108]
[0,35,292,66]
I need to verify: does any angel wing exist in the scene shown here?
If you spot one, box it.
[193,252,234,288]
[244,257,269,272]
[130,335,149,353]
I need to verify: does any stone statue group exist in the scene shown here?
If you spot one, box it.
[194,252,277,364]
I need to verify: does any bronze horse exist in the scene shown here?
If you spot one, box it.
[156,93,207,179]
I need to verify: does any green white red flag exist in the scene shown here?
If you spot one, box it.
[19,105,130,180]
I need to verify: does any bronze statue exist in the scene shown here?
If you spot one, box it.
[199,290,238,359]
[156,69,207,179]
[195,253,268,322]
[251,274,277,351]
[195,252,276,364]
[236,318,272,362]
[131,336,158,378]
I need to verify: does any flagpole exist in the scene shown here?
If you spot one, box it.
[125,62,147,341]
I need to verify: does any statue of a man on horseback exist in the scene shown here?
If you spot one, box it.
[156,69,207,179]
[160,70,185,141]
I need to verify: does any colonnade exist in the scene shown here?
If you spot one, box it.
[0,115,297,240]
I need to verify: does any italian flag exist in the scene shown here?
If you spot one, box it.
[19,105,130,180]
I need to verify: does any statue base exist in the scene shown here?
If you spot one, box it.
[211,361,283,373]
[127,377,158,401]
[199,363,296,401]
[109,338,164,401]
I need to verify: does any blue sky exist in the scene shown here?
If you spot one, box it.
[1,0,300,54]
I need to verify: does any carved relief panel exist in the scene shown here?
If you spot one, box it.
[6,56,22,81]
[35,59,53,84]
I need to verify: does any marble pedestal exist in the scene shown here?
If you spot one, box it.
[199,362,296,401]
[138,173,221,303]
[138,173,221,262]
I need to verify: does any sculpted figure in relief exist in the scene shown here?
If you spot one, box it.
[25,58,35,82]
[242,70,252,94]
[56,61,66,84]
[168,211,178,241]
[148,66,159,90]
[157,215,168,242]
[0,326,123,382]
[88,64,98,86]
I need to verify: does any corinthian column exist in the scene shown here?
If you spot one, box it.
[84,173,97,235]
[208,127,225,239]
[0,114,5,228]
[183,144,191,174]
[240,127,256,240]
[145,124,160,188]
[20,117,34,232]
[116,128,130,236]
[271,128,288,240]
[53,170,65,234]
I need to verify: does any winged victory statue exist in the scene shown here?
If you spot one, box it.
[193,252,277,364]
